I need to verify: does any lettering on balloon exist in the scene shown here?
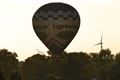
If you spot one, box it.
[53,24,79,30]
[33,23,48,29]
[34,24,79,30]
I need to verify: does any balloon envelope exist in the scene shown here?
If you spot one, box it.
[32,3,80,55]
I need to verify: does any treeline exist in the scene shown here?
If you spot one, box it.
[0,49,120,80]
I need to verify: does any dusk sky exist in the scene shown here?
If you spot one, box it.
[0,0,120,61]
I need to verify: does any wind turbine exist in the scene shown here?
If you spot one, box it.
[36,48,43,54]
[94,35,103,51]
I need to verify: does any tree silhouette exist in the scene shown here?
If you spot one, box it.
[109,52,120,80]
[10,71,21,80]
[115,52,120,65]
[0,49,18,80]
[0,70,5,80]
[21,54,49,80]
[1,48,120,80]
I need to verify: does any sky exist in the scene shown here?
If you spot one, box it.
[0,0,120,61]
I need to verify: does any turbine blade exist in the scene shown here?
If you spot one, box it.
[100,34,103,43]
[94,43,101,46]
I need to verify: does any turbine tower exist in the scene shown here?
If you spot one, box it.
[94,35,103,51]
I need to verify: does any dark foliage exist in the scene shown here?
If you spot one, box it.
[0,70,5,80]
[0,49,18,80]
[0,49,120,80]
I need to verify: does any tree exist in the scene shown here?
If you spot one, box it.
[10,71,21,80]
[90,49,115,80]
[115,52,120,65]
[0,70,5,80]
[58,52,91,80]
[21,49,116,80]
[21,51,92,80]
[99,49,114,64]
[21,54,49,80]
[109,52,120,80]
[0,49,18,80]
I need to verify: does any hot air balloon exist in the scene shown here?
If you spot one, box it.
[32,2,80,55]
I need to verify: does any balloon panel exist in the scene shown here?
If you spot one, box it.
[32,3,80,55]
